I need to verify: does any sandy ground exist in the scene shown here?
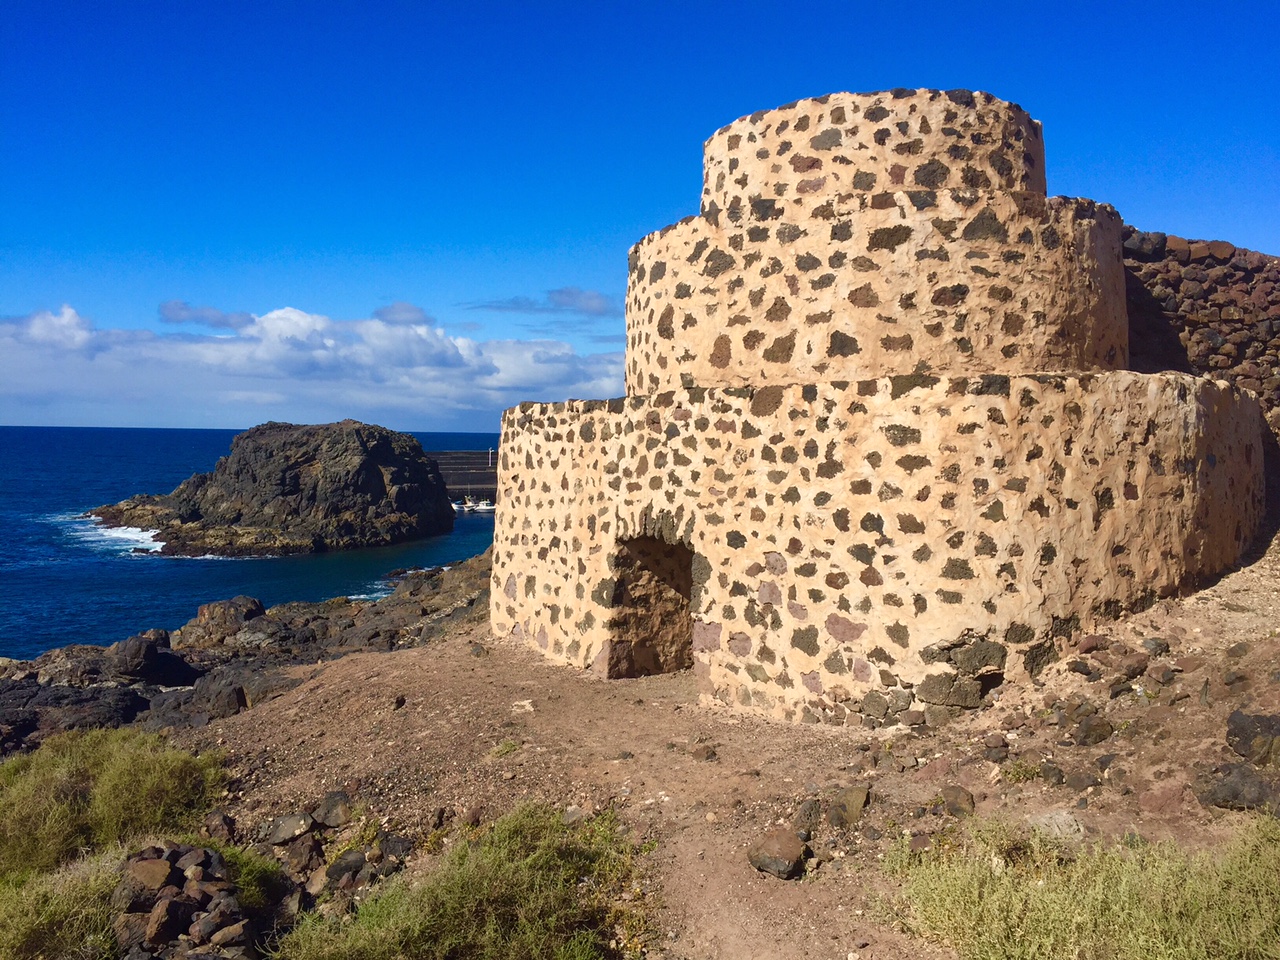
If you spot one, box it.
[175,532,1280,960]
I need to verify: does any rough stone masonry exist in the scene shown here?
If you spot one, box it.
[490,89,1266,727]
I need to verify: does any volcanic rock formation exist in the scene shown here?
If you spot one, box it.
[93,420,454,556]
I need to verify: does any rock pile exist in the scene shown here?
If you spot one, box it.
[92,420,454,557]
[112,843,267,959]
[746,774,977,880]
[1124,227,1280,414]
[1199,709,1280,813]
[109,792,417,958]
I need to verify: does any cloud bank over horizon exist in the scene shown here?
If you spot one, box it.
[0,302,623,432]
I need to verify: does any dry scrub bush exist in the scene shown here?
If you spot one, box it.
[889,817,1280,960]
[274,804,651,960]
[0,728,223,879]
[0,846,125,960]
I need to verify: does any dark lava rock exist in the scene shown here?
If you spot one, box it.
[826,785,870,828]
[376,831,414,862]
[91,420,455,557]
[1226,710,1280,767]
[19,681,151,735]
[108,633,201,686]
[1040,762,1066,785]
[1075,715,1114,746]
[792,798,822,834]
[326,849,369,886]
[1198,762,1280,812]
[312,791,353,829]
[192,673,250,719]
[747,827,808,879]
[941,785,975,817]
[267,812,315,845]
[144,895,198,946]
[1140,637,1170,657]
[1066,771,1102,791]
[201,810,238,844]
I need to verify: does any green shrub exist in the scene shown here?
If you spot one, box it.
[217,842,293,921]
[275,804,650,960]
[0,729,223,879]
[889,816,1280,960]
[0,847,123,960]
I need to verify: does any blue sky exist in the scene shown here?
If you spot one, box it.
[3,1,1277,431]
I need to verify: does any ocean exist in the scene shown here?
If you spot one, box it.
[0,426,500,661]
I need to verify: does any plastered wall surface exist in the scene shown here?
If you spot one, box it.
[491,89,1266,727]
[491,374,1261,724]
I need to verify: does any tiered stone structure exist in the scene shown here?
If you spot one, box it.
[491,89,1266,726]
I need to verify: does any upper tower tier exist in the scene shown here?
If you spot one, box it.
[625,89,1127,395]
[701,89,1046,222]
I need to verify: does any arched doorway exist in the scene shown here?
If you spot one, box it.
[597,534,694,678]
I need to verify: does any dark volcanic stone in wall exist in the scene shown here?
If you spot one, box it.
[93,420,455,556]
[1124,225,1280,415]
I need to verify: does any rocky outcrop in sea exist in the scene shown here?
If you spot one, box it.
[91,420,454,557]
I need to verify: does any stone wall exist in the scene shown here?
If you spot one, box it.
[491,373,1262,725]
[491,89,1268,728]
[1125,228,1280,418]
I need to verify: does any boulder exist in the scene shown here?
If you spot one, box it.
[268,812,315,845]
[1198,762,1280,812]
[1226,710,1280,767]
[826,785,870,828]
[108,633,201,686]
[312,791,353,828]
[942,785,975,817]
[92,420,454,556]
[747,827,808,879]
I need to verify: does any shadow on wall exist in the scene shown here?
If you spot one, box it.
[1125,270,1195,375]
[1123,227,1280,560]
[597,535,694,678]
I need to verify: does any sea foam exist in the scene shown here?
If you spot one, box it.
[60,514,165,554]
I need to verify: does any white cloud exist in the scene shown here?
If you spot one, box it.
[14,305,95,350]
[0,302,624,430]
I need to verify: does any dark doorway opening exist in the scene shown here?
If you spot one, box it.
[601,535,694,678]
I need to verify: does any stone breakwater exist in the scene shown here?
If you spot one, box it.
[491,88,1267,728]
[1124,228,1280,417]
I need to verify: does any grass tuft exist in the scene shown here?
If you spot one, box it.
[0,728,223,880]
[889,816,1280,960]
[274,803,651,960]
[0,847,124,960]
[217,843,293,923]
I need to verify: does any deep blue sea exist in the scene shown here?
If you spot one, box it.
[0,426,500,660]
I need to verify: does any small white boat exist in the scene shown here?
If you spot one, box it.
[451,499,474,514]
[471,498,496,514]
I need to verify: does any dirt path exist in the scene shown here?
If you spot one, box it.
[178,534,1280,959]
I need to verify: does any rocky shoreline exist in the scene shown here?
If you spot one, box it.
[0,549,492,755]
[91,420,455,557]
[0,550,493,958]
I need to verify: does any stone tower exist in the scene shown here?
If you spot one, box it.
[490,89,1264,726]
